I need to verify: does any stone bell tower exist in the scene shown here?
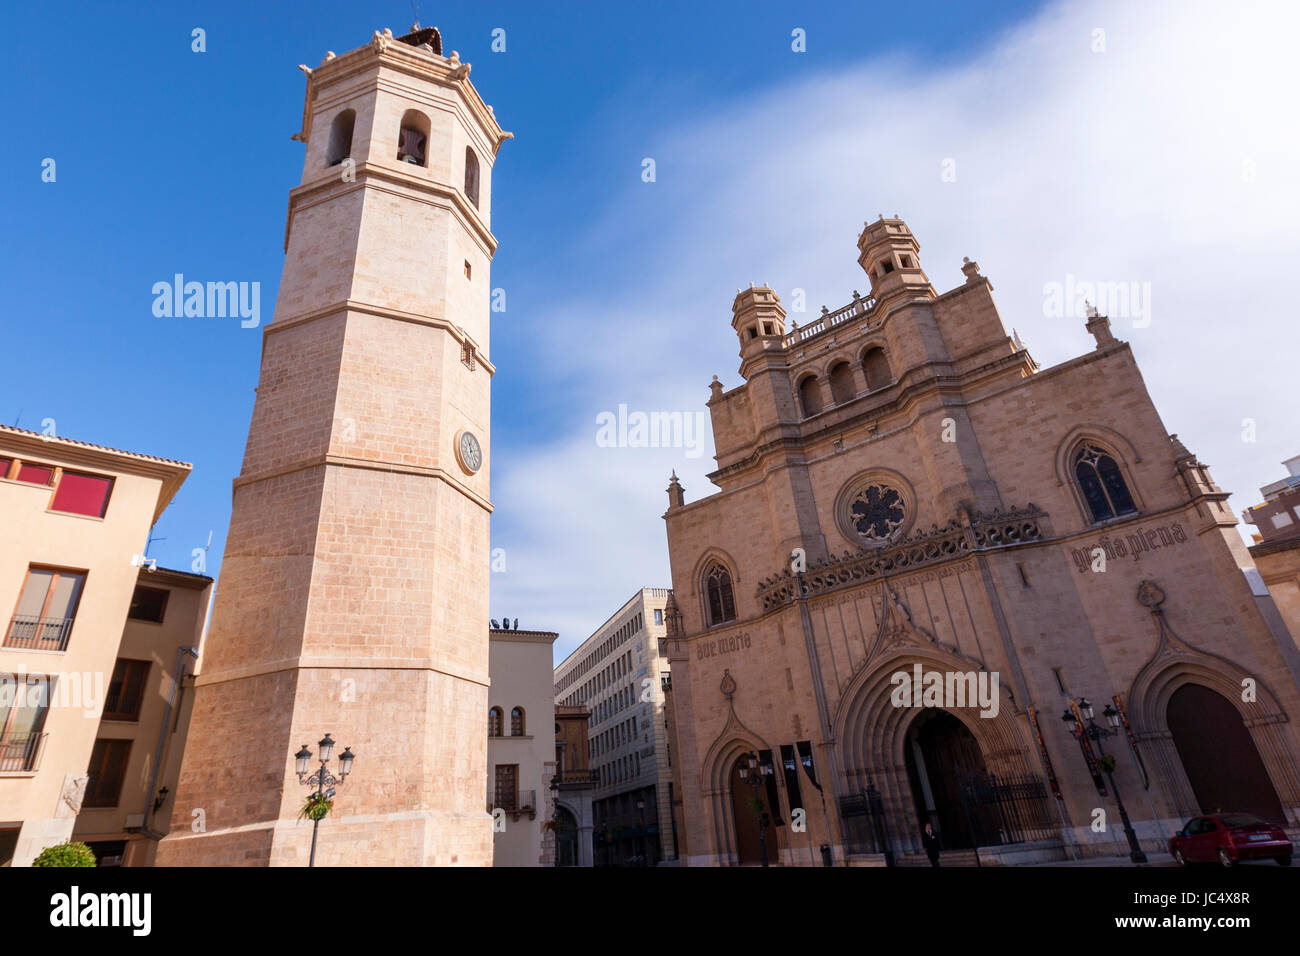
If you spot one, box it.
[157,26,511,866]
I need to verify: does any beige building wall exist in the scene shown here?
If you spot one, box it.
[487,628,557,866]
[71,568,213,866]
[0,425,189,867]
[1250,540,1300,651]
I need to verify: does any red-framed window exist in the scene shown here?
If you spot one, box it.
[50,471,113,518]
[15,463,54,486]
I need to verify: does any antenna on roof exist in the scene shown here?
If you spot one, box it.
[12,408,21,427]
[145,533,167,559]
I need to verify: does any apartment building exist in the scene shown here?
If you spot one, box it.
[71,567,213,866]
[488,624,557,866]
[553,588,675,865]
[0,425,192,866]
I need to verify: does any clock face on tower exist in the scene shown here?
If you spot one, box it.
[456,429,483,475]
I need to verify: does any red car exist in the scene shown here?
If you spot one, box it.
[1169,813,1292,867]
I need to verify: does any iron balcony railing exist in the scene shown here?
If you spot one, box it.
[0,732,46,772]
[553,770,597,786]
[489,789,537,813]
[4,615,75,652]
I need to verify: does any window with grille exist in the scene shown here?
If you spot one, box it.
[494,764,518,810]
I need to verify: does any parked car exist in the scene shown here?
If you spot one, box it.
[1168,813,1291,867]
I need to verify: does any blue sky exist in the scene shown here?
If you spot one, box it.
[5,1,1297,661]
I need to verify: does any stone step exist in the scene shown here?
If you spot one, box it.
[896,849,981,867]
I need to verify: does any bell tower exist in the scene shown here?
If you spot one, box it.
[157,26,511,866]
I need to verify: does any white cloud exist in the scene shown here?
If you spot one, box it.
[491,0,1300,660]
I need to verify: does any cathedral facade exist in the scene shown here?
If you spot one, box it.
[661,217,1300,865]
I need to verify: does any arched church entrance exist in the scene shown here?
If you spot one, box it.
[1167,683,1286,824]
[729,757,778,865]
[553,806,579,867]
[903,709,988,850]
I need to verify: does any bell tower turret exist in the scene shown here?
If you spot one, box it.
[856,215,935,306]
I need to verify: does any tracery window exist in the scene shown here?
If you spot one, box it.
[704,563,736,626]
[1074,443,1137,522]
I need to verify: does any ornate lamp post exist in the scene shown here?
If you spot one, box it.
[737,751,773,867]
[1062,699,1147,864]
[293,733,356,867]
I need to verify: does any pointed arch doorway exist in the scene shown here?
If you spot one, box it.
[1167,683,1285,824]
[903,709,989,849]
[729,757,778,865]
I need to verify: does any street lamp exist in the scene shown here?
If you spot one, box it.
[293,733,356,867]
[737,751,773,867]
[1062,701,1146,864]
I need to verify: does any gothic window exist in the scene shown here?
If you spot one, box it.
[862,347,891,391]
[397,109,430,166]
[1074,443,1137,523]
[848,484,906,542]
[798,375,823,417]
[327,109,355,166]
[829,361,855,405]
[488,706,503,737]
[704,563,736,626]
[464,146,480,208]
[510,706,525,736]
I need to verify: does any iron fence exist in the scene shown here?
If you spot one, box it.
[956,769,1058,847]
[838,783,890,857]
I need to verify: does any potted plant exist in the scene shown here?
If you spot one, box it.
[299,792,333,822]
[32,841,97,867]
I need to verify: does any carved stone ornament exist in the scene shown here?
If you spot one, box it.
[1137,579,1165,610]
[57,773,89,818]
[720,669,737,701]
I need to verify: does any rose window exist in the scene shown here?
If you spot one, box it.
[849,484,905,541]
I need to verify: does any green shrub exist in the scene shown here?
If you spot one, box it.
[31,841,97,867]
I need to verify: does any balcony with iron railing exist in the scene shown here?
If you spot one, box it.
[4,615,76,652]
[553,769,597,787]
[489,789,538,819]
[0,732,47,773]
